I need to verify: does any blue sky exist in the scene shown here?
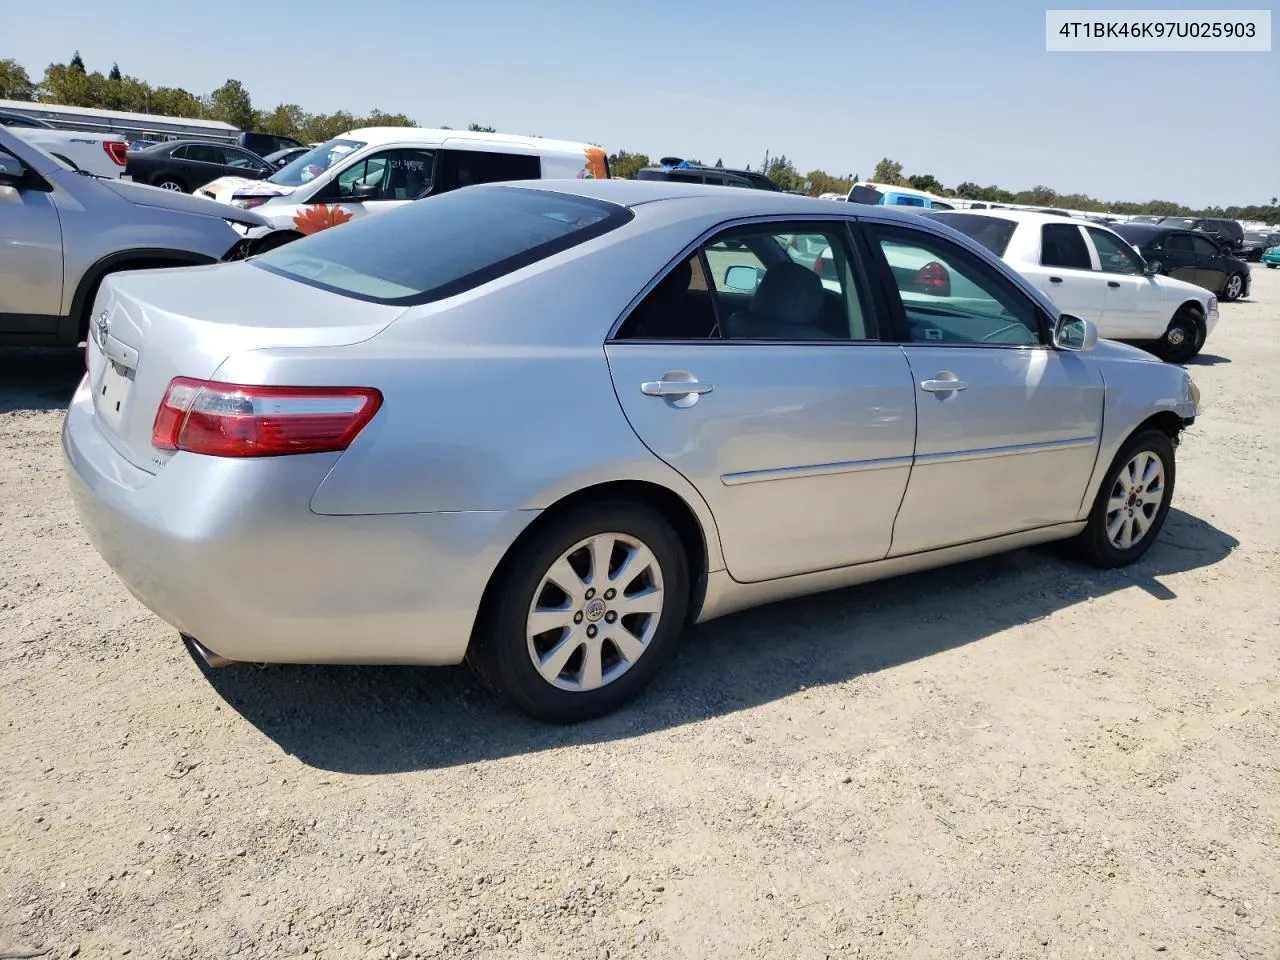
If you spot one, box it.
[4,0,1276,208]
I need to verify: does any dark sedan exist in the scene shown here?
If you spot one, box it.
[124,139,273,193]
[1112,224,1251,302]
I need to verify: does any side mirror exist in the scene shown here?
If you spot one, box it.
[0,152,26,187]
[724,264,764,292]
[350,181,379,200]
[1053,313,1098,352]
[1144,259,1161,276]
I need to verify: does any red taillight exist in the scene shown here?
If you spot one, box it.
[910,261,951,296]
[103,141,128,166]
[151,378,382,458]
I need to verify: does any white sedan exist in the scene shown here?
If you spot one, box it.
[924,209,1218,363]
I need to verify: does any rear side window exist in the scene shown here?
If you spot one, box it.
[253,185,633,305]
[926,213,1017,257]
[437,150,541,191]
[1040,224,1092,270]
[1162,234,1194,252]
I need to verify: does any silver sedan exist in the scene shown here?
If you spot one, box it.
[63,180,1201,722]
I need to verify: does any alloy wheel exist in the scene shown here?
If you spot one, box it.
[526,532,665,693]
[1105,451,1166,550]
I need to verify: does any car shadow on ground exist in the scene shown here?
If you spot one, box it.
[200,507,1238,774]
[0,347,85,414]
[1187,354,1231,367]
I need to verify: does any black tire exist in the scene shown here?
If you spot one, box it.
[1221,272,1245,302]
[1159,307,1202,364]
[1075,429,1176,569]
[467,501,689,723]
[154,176,187,192]
[1266,263,1277,269]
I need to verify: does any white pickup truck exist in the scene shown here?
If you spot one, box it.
[0,110,128,179]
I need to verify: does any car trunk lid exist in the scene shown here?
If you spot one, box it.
[84,260,404,474]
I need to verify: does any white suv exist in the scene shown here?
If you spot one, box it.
[926,209,1218,363]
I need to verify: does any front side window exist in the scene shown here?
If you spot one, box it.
[616,221,875,341]
[1087,228,1143,275]
[1040,223,1092,270]
[269,138,367,187]
[328,148,434,201]
[870,225,1042,346]
[253,185,630,305]
[223,147,269,172]
[1161,234,1192,252]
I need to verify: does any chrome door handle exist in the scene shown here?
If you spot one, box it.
[920,378,968,393]
[641,380,713,397]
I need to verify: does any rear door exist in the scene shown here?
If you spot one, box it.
[434,148,541,192]
[178,143,226,186]
[605,218,917,583]
[1036,222,1107,322]
[862,220,1104,555]
[1085,226,1169,340]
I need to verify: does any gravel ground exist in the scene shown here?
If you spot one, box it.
[2,269,1278,960]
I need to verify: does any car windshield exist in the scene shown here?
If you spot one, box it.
[924,212,1018,257]
[268,138,366,187]
[252,185,633,305]
[1161,217,1196,229]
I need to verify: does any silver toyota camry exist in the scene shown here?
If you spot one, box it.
[63,180,1201,723]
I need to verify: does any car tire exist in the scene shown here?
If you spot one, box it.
[467,501,689,723]
[1159,307,1202,364]
[1075,429,1176,569]
[1221,273,1245,302]
[155,177,186,192]
[1267,263,1278,269]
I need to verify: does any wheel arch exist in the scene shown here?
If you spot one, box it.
[471,479,715,654]
[65,248,217,345]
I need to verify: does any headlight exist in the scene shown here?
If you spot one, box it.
[1184,372,1200,406]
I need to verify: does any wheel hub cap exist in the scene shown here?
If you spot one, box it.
[1105,450,1166,551]
[584,597,607,622]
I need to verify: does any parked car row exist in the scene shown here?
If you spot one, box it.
[62,180,1201,722]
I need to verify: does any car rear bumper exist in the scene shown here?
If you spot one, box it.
[62,378,538,665]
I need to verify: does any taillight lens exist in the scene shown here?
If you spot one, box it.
[103,141,128,166]
[910,261,951,296]
[151,378,382,458]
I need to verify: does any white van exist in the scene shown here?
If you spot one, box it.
[196,127,610,248]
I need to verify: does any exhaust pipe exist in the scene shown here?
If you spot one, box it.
[182,634,237,669]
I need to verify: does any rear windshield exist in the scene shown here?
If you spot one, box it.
[1161,217,1195,229]
[924,212,1018,257]
[252,185,633,305]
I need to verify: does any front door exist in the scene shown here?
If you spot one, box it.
[1086,226,1168,340]
[297,147,436,232]
[0,146,63,325]
[862,221,1105,556]
[1154,232,1201,286]
[1189,233,1229,292]
[605,218,917,583]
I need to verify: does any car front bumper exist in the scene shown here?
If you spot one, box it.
[62,378,537,665]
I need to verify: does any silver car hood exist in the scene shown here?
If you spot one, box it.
[99,177,270,227]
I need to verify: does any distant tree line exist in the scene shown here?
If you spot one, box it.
[2,55,1273,220]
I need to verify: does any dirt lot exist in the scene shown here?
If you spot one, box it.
[2,269,1278,960]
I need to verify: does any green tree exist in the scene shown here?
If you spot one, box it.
[714,158,724,167]
[803,169,854,197]
[467,122,496,133]
[69,50,86,74]
[0,59,36,100]
[1013,184,1058,206]
[607,150,650,180]
[208,78,254,130]
[363,109,414,127]
[108,62,122,82]
[906,173,944,194]
[765,154,802,191]
[871,158,903,185]
[150,86,204,118]
[39,63,95,106]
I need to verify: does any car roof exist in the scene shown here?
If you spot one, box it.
[338,126,598,154]
[509,178,953,222]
